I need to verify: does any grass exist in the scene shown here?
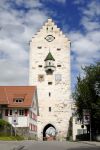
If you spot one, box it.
[0,135,24,141]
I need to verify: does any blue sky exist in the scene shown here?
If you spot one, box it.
[0,0,100,90]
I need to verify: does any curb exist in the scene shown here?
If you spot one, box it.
[79,141,100,147]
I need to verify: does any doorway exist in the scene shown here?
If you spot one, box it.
[43,124,56,141]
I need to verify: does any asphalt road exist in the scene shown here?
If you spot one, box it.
[0,141,100,150]
[24,141,100,150]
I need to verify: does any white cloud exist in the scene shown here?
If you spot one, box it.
[81,1,100,31]
[15,0,43,8]
[42,0,66,3]
[70,29,100,73]
[0,0,67,85]
[0,0,100,88]
[73,0,85,5]
[68,1,100,88]
[55,0,66,3]
[0,0,48,85]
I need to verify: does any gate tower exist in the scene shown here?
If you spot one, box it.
[29,19,72,140]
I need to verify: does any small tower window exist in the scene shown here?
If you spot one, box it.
[49,92,51,97]
[51,27,53,30]
[38,65,42,68]
[57,48,61,51]
[49,107,51,112]
[57,65,61,67]
[48,82,52,85]
[38,46,42,49]
[49,62,51,65]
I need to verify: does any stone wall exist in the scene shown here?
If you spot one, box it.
[16,127,37,140]
[29,18,72,140]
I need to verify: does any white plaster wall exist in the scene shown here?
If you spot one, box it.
[8,116,28,127]
[29,19,72,140]
[72,117,87,141]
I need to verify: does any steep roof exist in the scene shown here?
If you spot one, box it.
[44,52,55,61]
[0,86,36,108]
[0,87,8,104]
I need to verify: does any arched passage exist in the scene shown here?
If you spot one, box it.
[43,124,56,141]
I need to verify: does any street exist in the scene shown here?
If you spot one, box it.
[0,141,100,150]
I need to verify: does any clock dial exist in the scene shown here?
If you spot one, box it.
[45,35,55,42]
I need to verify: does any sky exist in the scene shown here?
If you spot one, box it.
[0,0,100,90]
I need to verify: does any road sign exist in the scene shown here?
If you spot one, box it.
[83,109,90,125]
[12,114,18,125]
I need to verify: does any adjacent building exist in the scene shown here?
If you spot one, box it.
[0,86,39,138]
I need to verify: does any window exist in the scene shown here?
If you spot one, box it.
[77,129,87,135]
[48,82,52,85]
[49,62,51,65]
[49,107,51,112]
[9,109,12,116]
[37,46,42,49]
[57,48,61,51]
[38,75,44,82]
[5,109,8,116]
[49,92,51,97]
[13,98,24,103]
[57,65,61,67]
[38,65,42,68]
[19,110,24,116]
[55,74,62,81]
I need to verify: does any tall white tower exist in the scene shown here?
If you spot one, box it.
[29,19,72,140]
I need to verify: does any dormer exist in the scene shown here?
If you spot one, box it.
[44,52,56,75]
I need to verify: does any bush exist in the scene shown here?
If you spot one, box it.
[76,133,90,141]
[0,119,11,127]
[0,119,13,136]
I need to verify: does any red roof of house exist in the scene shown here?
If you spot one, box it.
[0,86,36,108]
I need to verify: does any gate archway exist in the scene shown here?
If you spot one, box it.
[43,124,56,141]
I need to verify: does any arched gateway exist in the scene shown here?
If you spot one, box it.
[43,124,56,141]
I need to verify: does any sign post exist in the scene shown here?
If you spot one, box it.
[12,113,18,136]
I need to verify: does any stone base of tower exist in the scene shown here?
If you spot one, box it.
[37,113,72,141]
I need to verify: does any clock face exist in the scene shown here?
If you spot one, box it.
[45,35,55,42]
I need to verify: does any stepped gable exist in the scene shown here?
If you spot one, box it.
[31,18,70,42]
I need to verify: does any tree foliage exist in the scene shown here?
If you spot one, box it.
[73,62,100,133]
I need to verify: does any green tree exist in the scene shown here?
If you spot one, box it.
[73,62,100,135]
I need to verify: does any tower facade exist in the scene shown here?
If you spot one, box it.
[29,19,72,140]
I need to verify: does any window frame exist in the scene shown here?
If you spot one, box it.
[13,98,24,103]
[19,109,24,116]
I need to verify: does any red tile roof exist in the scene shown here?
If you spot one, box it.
[0,86,36,108]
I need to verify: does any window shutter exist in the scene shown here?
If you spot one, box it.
[5,109,8,116]
[25,109,28,116]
